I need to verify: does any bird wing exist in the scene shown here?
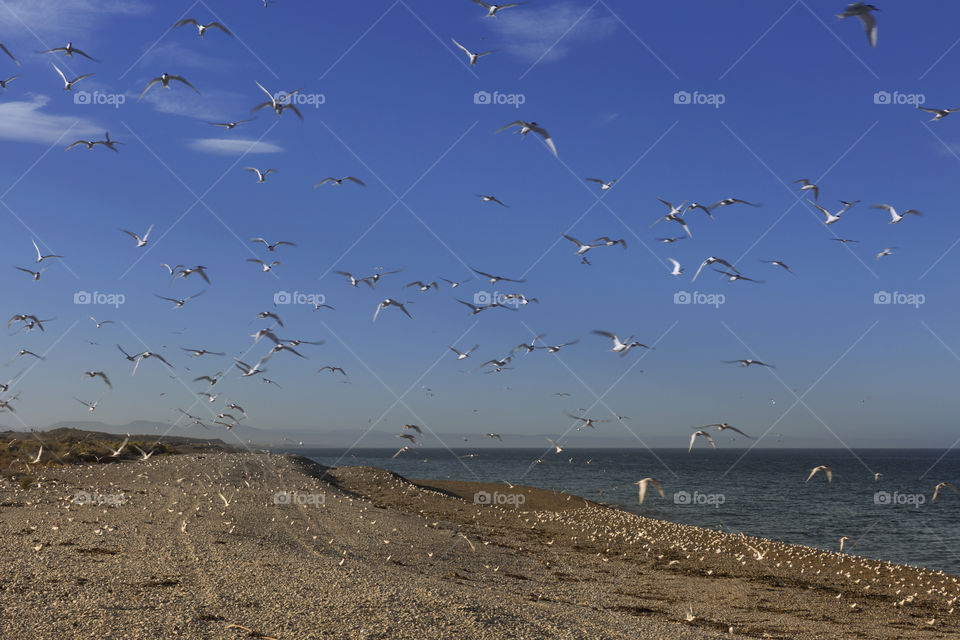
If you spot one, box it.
[495,120,525,134]
[138,78,161,101]
[208,22,233,36]
[859,13,877,48]
[171,75,201,94]
[451,38,471,57]
[0,43,18,65]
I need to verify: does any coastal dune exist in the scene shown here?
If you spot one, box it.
[1,452,955,639]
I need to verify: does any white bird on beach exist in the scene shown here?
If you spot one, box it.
[51,63,93,91]
[245,167,277,183]
[138,73,200,101]
[837,2,879,48]
[872,204,922,224]
[121,225,153,247]
[495,120,557,157]
[806,465,833,483]
[471,1,528,18]
[634,478,665,505]
[932,482,958,501]
[689,430,716,453]
[451,38,499,65]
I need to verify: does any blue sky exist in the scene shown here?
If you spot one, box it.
[0,0,959,449]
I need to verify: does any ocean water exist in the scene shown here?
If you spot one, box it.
[298,447,960,575]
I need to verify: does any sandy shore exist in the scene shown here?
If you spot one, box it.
[1,452,956,639]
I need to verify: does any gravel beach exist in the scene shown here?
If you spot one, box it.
[1,451,956,639]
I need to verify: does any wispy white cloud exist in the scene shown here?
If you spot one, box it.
[490,2,617,64]
[0,94,100,144]
[135,86,226,122]
[0,0,151,40]
[188,138,284,155]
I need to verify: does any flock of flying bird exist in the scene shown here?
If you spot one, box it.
[0,0,957,543]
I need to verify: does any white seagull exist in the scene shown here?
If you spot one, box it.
[138,73,200,101]
[917,105,960,122]
[373,299,413,322]
[51,63,93,92]
[933,482,959,501]
[667,258,684,276]
[245,167,277,183]
[451,38,499,65]
[793,179,819,201]
[173,18,233,38]
[592,330,650,356]
[495,120,557,157]
[689,430,716,453]
[471,0,528,17]
[810,200,856,225]
[837,3,878,48]
[806,465,833,483]
[450,344,479,360]
[121,224,154,247]
[872,204,922,224]
[691,256,738,282]
[634,478,665,505]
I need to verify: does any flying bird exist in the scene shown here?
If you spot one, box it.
[373,299,413,322]
[155,290,206,309]
[495,120,557,157]
[245,167,277,183]
[252,81,303,120]
[41,42,99,61]
[251,238,295,251]
[121,224,154,247]
[451,38,499,65]
[477,195,507,207]
[471,1,528,17]
[691,256,738,282]
[872,204,922,224]
[806,465,833,483]
[836,3,879,48]
[173,18,233,38]
[917,105,959,121]
[634,478,665,505]
[51,63,93,91]
[138,73,200,101]
[932,482,958,501]
[723,359,774,368]
[688,430,716,453]
[793,179,819,201]
[0,43,19,65]
[314,176,365,187]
